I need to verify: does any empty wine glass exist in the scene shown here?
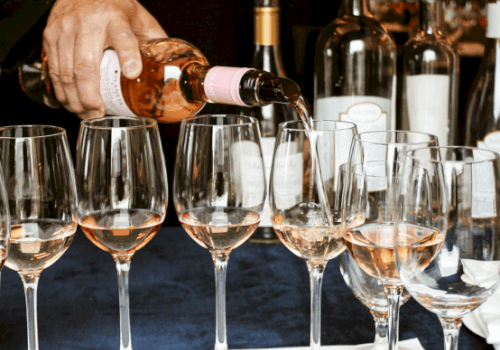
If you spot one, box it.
[269,120,357,350]
[342,131,438,350]
[339,251,411,350]
[0,125,78,350]
[395,146,500,350]
[174,115,266,350]
[76,116,168,350]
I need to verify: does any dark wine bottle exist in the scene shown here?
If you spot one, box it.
[241,0,297,245]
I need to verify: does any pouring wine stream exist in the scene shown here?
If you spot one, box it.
[282,80,334,228]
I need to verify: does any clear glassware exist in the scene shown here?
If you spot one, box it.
[395,146,500,350]
[339,251,411,350]
[342,130,438,350]
[399,0,459,147]
[314,0,397,132]
[269,120,358,350]
[76,116,168,350]
[173,115,266,350]
[0,161,9,287]
[338,161,411,350]
[242,0,297,245]
[0,125,78,350]
[465,0,500,150]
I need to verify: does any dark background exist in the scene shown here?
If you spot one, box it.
[0,0,482,226]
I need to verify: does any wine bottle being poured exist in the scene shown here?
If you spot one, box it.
[18,37,313,125]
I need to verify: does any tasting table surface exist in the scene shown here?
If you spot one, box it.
[0,226,493,350]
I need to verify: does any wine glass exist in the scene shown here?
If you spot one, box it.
[173,114,266,350]
[0,125,78,350]
[395,146,500,350]
[76,116,168,350]
[342,131,438,350]
[338,162,410,350]
[339,251,411,350]
[269,120,357,350]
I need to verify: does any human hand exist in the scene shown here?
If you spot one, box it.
[43,0,167,119]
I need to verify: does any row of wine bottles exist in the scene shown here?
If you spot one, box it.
[17,0,500,240]
[315,0,499,153]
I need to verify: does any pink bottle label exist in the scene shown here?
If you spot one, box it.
[204,67,253,106]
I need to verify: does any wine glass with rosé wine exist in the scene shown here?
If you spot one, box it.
[269,120,357,350]
[338,161,412,350]
[0,125,77,350]
[174,115,266,350]
[76,116,168,350]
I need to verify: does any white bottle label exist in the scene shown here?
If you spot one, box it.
[260,137,276,227]
[315,96,392,133]
[272,142,304,211]
[406,74,450,147]
[316,96,392,170]
[487,3,500,39]
[100,51,136,117]
[471,145,497,218]
[231,140,266,208]
[479,131,500,152]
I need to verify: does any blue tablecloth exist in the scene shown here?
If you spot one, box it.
[0,226,492,349]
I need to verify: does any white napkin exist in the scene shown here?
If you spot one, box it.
[231,337,425,350]
[464,287,500,350]
[461,259,500,289]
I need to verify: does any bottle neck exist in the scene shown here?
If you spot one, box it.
[252,4,287,77]
[183,64,298,107]
[418,0,444,36]
[339,0,371,17]
[254,6,279,46]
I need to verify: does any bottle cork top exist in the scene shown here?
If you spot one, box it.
[254,0,279,8]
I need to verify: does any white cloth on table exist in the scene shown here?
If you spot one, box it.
[464,286,500,350]
[231,337,425,350]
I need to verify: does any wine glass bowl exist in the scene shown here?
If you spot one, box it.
[0,125,78,350]
[179,207,261,252]
[76,116,168,349]
[340,251,411,314]
[270,120,357,260]
[395,146,500,349]
[174,114,266,350]
[269,119,357,349]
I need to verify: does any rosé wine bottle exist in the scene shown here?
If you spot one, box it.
[18,38,302,123]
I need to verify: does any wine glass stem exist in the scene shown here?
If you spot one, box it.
[115,257,132,350]
[20,272,41,350]
[307,261,326,350]
[384,285,403,350]
[440,317,462,350]
[212,251,229,350]
[371,311,389,350]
